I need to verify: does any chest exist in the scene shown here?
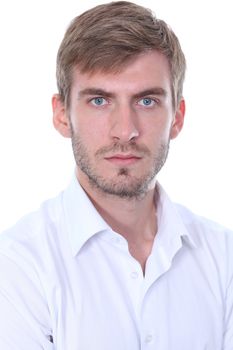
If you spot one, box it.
[46,240,224,350]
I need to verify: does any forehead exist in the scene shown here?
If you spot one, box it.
[71,51,172,95]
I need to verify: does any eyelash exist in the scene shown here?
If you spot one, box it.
[137,97,158,107]
[89,97,108,106]
[89,96,159,107]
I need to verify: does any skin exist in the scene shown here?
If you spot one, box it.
[52,50,185,273]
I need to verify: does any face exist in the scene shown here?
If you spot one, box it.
[53,51,185,199]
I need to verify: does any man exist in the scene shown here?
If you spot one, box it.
[0,1,232,349]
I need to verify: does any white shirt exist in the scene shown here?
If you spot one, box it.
[0,176,233,350]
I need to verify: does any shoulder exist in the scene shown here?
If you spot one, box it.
[175,203,233,270]
[157,182,233,248]
[0,190,68,310]
[0,195,64,344]
[0,190,64,263]
[175,203,233,293]
[175,202,233,239]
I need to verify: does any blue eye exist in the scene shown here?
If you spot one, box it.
[91,97,107,106]
[139,98,155,106]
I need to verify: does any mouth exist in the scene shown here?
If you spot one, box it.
[104,154,142,166]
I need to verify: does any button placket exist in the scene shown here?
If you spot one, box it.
[130,271,139,279]
[145,334,153,344]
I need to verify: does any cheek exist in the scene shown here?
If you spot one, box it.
[146,120,172,146]
[74,119,110,152]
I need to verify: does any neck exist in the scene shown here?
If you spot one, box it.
[76,169,159,272]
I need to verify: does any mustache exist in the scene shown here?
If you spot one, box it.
[95,141,151,157]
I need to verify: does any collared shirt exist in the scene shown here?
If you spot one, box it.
[0,176,233,350]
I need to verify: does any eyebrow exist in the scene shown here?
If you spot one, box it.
[78,88,114,99]
[77,87,167,99]
[133,88,167,99]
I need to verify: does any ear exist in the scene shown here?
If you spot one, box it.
[52,94,71,138]
[170,98,185,140]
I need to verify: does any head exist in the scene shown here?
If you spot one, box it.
[53,1,186,199]
[56,1,186,111]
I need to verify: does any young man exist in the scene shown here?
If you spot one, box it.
[0,1,232,349]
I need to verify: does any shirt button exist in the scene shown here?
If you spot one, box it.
[130,271,139,279]
[145,334,153,343]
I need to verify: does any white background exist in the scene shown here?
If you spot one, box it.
[0,0,232,232]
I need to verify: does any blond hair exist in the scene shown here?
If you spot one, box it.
[56,1,186,109]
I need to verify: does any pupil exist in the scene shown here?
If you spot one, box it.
[144,98,151,105]
[95,98,103,105]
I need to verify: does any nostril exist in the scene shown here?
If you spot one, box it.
[109,107,140,142]
[110,123,139,142]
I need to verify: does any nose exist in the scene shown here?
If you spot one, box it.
[109,104,140,142]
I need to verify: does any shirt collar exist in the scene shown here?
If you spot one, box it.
[156,183,197,250]
[62,175,197,257]
[62,175,110,256]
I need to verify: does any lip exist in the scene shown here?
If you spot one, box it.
[104,154,142,165]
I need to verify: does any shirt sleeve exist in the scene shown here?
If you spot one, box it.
[0,249,54,350]
[222,233,233,349]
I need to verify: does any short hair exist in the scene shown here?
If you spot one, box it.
[56,1,186,109]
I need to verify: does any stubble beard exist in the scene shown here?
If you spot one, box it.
[71,131,169,200]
